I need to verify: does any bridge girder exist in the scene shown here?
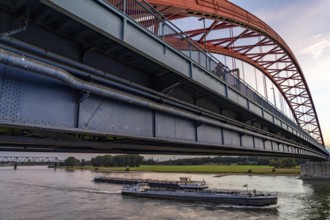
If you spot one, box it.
[143,0,324,145]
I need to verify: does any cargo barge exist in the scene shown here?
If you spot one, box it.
[94,176,208,189]
[122,183,277,207]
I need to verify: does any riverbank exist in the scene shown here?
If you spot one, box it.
[60,165,300,175]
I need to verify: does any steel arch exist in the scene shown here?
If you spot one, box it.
[143,0,324,145]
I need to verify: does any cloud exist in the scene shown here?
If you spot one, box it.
[313,34,322,39]
[300,39,330,58]
[230,0,330,145]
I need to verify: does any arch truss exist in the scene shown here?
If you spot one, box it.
[143,0,324,145]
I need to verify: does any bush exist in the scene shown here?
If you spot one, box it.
[91,154,144,167]
[269,158,297,168]
[63,156,80,167]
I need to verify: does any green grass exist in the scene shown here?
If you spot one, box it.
[65,165,300,175]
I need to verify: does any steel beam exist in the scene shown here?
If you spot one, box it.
[0,48,328,159]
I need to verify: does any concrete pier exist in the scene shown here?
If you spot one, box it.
[301,162,330,179]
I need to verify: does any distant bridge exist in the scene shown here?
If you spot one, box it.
[0,0,328,160]
[0,156,61,164]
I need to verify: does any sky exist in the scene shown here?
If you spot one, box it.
[229,0,330,147]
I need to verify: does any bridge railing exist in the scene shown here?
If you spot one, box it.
[101,0,315,142]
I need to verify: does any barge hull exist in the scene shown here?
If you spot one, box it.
[122,192,277,207]
[94,177,208,189]
[95,178,178,188]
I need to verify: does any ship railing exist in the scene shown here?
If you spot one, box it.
[207,188,277,197]
[148,187,177,192]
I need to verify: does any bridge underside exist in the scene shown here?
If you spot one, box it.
[0,135,321,158]
[0,0,328,160]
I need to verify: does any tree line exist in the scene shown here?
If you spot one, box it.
[143,156,304,168]
[62,155,305,168]
[91,154,144,167]
[62,154,144,167]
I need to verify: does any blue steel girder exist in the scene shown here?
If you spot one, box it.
[0,43,323,158]
[144,0,324,145]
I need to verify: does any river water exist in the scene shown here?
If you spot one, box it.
[0,166,330,220]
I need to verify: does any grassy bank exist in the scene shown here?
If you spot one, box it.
[63,165,300,175]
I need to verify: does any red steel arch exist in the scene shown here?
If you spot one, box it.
[145,0,324,145]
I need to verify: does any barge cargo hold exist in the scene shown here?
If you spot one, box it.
[94,176,208,189]
[122,184,277,207]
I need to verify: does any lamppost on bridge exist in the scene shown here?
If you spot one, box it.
[270,87,277,108]
[198,17,207,50]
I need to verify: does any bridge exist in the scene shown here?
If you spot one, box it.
[0,156,61,168]
[0,0,328,160]
[0,156,61,163]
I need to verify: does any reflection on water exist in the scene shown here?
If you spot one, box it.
[301,180,330,220]
[1,166,330,220]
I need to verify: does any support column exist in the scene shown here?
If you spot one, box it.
[301,162,330,179]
